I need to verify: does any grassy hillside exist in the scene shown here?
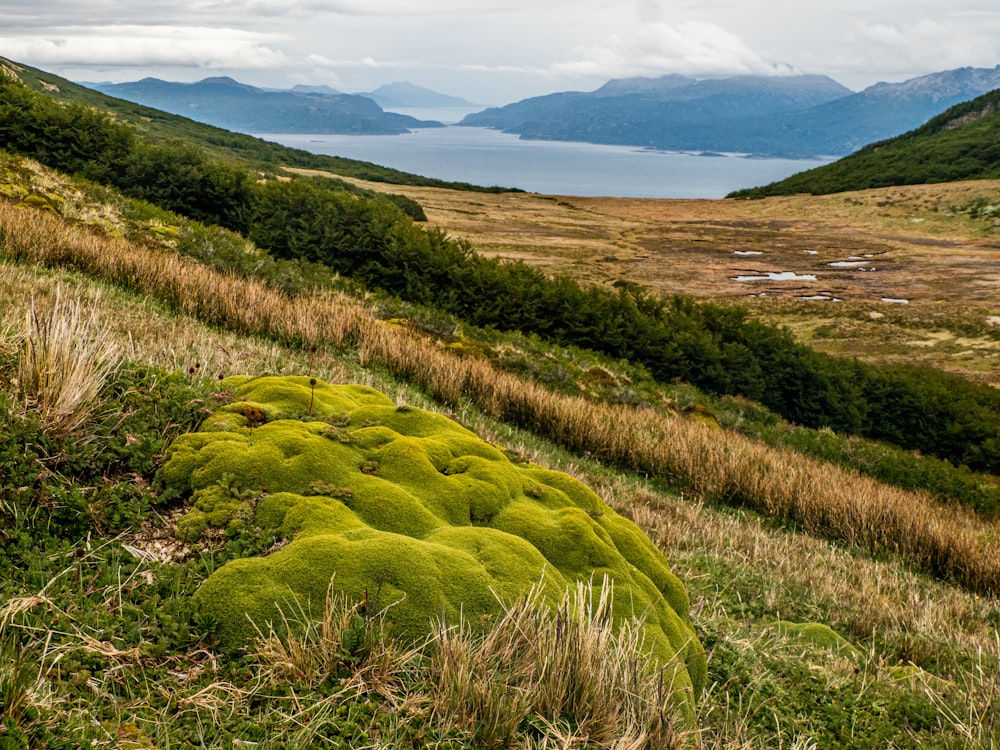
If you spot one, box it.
[5,67,1000,477]
[0,156,1000,748]
[1,148,999,747]
[1,58,999,747]
[729,89,1000,197]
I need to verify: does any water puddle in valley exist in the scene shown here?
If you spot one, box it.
[732,271,818,281]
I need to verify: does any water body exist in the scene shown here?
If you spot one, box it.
[259,126,834,200]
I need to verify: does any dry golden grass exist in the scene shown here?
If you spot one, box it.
[2,199,999,598]
[250,580,416,701]
[243,578,689,748]
[15,286,120,436]
[428,579,687,749]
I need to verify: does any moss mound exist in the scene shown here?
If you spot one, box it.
[775,621,860,657]
[160,375,706,699]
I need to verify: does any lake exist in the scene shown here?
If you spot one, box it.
[258,126,833,200]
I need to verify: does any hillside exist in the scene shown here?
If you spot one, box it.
[1,58,999,747]
[461,67,1000,158]
[1,144,999,748]
[729,88,1000,196]
[4,60,1000,470]
[89,76,444,134]
[0,56,512,193]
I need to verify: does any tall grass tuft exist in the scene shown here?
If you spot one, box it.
[924,630,1000,749]
[16,286,119,436]
[0,623,56,743]
[250,580,415,701]
[428,579,687,749]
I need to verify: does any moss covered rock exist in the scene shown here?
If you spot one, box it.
[161,375,706,701]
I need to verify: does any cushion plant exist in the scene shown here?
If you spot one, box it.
[160,375,706,704]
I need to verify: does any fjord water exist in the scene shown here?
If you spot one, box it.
[261,126,832,199]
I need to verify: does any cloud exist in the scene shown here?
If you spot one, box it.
[307,53,417,70]
[550,21,791,80]
[852,16,1000,77]
[0,25,287,69]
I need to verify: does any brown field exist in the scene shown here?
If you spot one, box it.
[317,172,1000,386]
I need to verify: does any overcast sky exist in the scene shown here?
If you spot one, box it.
[3,1,1000,106]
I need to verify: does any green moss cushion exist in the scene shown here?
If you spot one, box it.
[775,621,861,657]
[160,375,706,700]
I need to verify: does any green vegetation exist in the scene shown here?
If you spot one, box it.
[6,71,1000,475]
[2,58,1000,745]
[729,89,1000,197]
[0,55,518,194]
[158,375,705,709]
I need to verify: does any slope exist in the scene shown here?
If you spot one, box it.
[4,61,1000,478]
[0,151,997,747]
[0,55,513,192]
[730,88,1000,197]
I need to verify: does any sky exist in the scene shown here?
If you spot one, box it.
[2,1,1000,106]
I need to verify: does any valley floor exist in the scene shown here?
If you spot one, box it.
[326,174,1000,387]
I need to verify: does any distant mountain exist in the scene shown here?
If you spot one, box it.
[291,84,343,95]
[461,67,1000,158]
[744,65,1000,156]
[89,77,443,134]
[728,88,1000,197]
[461,74,852,155]
[361,81,476,109]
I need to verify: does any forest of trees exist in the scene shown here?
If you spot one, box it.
[2,77,999,473]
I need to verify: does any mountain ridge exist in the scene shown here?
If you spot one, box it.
[461,67,1000,157]
[728,87,1000,196]
[89,76,445,134]
[361,80,477,109]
